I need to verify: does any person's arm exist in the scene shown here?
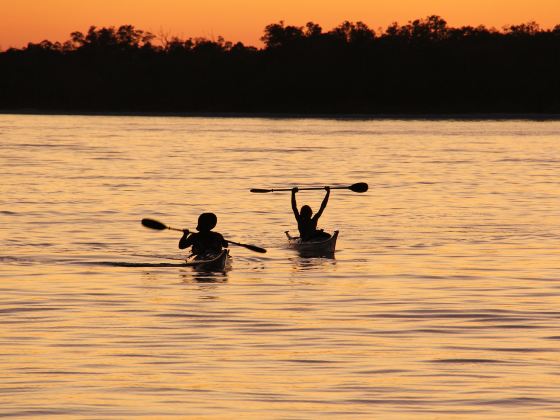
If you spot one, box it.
[291,187,300,220]
[313,186,330,221]
[178,229,191,249]
[221,234,229,248]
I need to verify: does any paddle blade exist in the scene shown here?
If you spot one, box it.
[250,188,272,193]
[349,182,368,193]
[243,244,267,253]
[141,218,167,230]
[227,240,267,253]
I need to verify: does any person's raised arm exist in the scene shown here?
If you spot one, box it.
[178,229,191,249]
[291,187,300,219]
[314,186,330,220]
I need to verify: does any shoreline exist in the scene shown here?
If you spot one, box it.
[2,109,560,121]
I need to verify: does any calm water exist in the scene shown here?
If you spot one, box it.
[1,114,560,419]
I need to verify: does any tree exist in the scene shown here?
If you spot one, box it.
[70,25,154,51]
[304,22,322,38]
[505,21,540,36]
[261,21,304,49]
[387,15,448,41]
[331,21,375,44]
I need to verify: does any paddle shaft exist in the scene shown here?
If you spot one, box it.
[141,218,266,253]
[259,186,348,192]
[166,226,184,232]
[250,182,368,194]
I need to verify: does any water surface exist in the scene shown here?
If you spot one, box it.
[1,115,560,418]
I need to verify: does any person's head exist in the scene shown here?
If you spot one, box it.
[300,205,313,219]
[196,212,217,232]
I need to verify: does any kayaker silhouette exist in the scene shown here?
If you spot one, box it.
[179,213,228,256]
[291,186,331,241]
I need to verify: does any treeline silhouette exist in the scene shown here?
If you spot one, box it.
[1,17,559,114]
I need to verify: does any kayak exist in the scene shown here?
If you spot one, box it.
[185,249,230,271]
[285,230,339,256]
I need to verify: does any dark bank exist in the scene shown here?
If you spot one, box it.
[1,16,559,115]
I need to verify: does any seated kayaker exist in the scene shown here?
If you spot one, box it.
[291,186,331,241]
[179,213,228,256]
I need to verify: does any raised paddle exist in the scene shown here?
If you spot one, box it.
[141,218,267,253]
[250,182,368,194]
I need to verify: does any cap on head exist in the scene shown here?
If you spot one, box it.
[196,212,217,232]
[300,205,312,219]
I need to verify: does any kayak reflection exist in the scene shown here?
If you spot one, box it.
[290,255,337,272]
[180,271,229,284]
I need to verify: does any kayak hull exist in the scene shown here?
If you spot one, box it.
[285,230,339,256]
[185,249,230,271]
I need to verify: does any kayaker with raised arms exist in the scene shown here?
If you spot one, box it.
[291,186,331,241]
[179,213,228,256]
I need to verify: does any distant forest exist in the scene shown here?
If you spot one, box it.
[1,16,560,114]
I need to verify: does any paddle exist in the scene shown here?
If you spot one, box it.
[141,218,267,253]
[250,182,368,194]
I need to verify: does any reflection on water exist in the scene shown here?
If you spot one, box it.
[1,114,560,419]
[290,255,337,271]
[184,272,229,284]
[94,261,191,267]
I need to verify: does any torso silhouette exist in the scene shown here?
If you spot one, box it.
[179,231,228,255]
[297,216,320,241]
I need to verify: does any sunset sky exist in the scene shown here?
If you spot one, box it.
[1,0,559,49]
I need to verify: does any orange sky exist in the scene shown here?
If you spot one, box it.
[1,0,559,49]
